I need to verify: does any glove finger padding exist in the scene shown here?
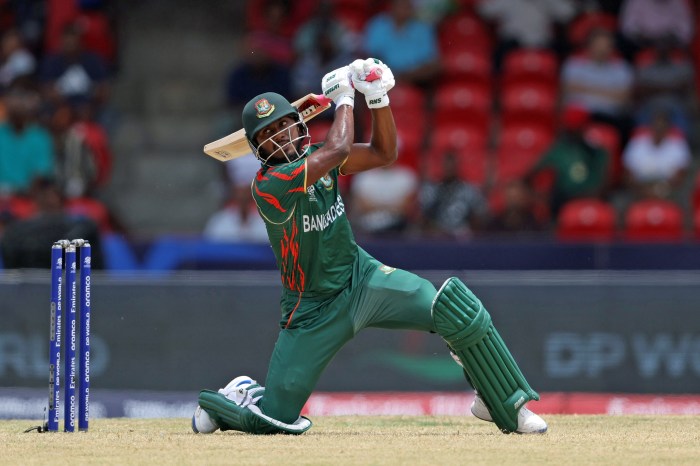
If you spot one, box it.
[321,65,355,108]
[350,58,395,109]
[349,58,387,82]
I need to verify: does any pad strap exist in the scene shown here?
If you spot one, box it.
[198,390,312,435]
[432,278,539,433]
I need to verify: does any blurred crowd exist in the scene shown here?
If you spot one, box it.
[1,0,699,262]
[0,0,116,267]
[210,0,700,243]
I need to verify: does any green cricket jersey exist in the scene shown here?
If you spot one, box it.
[252,145,358,295]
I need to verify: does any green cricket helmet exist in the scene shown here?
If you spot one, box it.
[242,92,309,166]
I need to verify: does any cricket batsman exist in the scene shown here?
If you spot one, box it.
[193,58,548,435]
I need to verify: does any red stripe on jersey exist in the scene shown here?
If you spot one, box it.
[268,164,305,181]
[288,187,305,193]
[280,221,305,292]
[254,184,286,213]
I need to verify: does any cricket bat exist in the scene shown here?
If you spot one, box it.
[203,93,332,162]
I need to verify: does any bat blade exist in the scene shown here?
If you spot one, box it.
[203,93,332,162]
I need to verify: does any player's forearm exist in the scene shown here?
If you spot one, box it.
[368,107,398,165]
[306,105,354,181]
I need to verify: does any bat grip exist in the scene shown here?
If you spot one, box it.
[314,95,333,106]
[364,68,382,82]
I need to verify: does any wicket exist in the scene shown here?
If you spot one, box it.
[48,239,91,432]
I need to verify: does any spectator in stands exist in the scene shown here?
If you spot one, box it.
[0,177,102,268]
[633,36,696,136]
[39,22,109,114]
[72,1,118,70]
[203,155,268,242]
[477,0,577,69]
[620,0,694,51]
[246,0,316,41]
[412,0,455,26]
[622,105,691,201]
[526,105,610,217]
[42,0,118,72]
[561,28,634,140]
[363,0,441,87]
[203,186,268,243]
[349,163,419,236]
[583,0,624,16]
[0,87,55,195]
[225,154,262,199]
[245,0,317,66]
[291,1,357,97]
[8,0,44,53]
[225,33,291,128]
[53,101,113,200]
[419,151,489,238]
[488,180,544,233]
[0,29,36,90]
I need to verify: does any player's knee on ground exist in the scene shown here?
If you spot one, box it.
[198,390,312,435]
[431,277,539,433]
[259,377,314,425]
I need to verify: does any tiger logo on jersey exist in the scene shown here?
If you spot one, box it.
[255,98,275,118]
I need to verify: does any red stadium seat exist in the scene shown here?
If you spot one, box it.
[429,124,488,153]
[76,10,118,64]
[500,83,557,133]
[363,84,427,133]
[425,124,489,185]
[332,0,387,31]
[442,48,492,88]
[493,124,554,183]
[0,194,36,220]
[395,120,424,171]
[584,123,621,158]
[359,86,428,170]
[433,83,492,133]
[502,49,558,88]
[438,12,492,53]
[692,171,700,213]
[557,199,617,242]
[425,146,489,187]
[634,47,688,67]
[388,84,427,114]
[66,197,113,232]
[624,200,685,242]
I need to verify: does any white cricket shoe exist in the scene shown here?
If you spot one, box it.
[471,394,548,434]
[192,405,219,434]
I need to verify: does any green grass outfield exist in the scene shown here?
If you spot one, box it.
[2,415,700,465]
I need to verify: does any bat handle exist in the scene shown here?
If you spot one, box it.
[313,94,333,106]
[364,67,382,82]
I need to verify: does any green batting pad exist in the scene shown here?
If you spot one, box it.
[432,278,539,433]
[198,390,312,435]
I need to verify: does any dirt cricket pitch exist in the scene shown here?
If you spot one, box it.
[2,415,699,465]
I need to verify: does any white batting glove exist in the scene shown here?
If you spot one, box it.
[321,65,355,108]
[349,58,395,109]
